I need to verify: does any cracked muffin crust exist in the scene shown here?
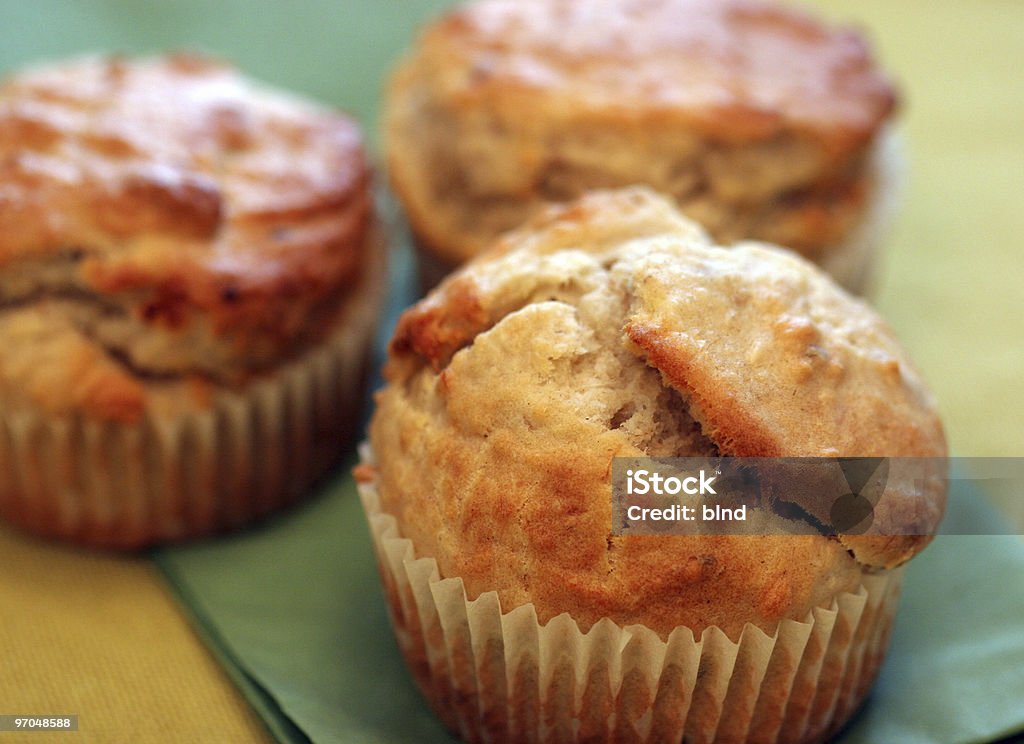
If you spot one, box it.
[385,0,900,291]
[368,188,946,640]
[0,54,383,547]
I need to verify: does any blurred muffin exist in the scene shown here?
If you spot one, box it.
[385,0,899,292]
[0,54,385,548]
[359,188,945,743]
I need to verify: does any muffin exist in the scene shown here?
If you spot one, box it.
[358,188,946,743]
[0,54,385,548]
[385,0,900,293]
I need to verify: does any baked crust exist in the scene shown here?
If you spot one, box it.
[385,0,898,267]
[0,54,373,419]
[370,188,946,639]
[415,0,894,149]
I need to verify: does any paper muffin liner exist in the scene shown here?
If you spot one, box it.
[0,245,386,549]
[358,454,905,744]
[816,127,903,297]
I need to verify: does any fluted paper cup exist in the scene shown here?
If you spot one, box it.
[358,451,904,744]
[0,245,385,549]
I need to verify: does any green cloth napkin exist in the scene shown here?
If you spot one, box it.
[154,468,1024,744]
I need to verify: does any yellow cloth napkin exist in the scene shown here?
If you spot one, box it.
[0,526,271,743]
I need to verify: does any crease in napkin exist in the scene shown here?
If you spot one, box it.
[161,572,313,744]
[154,473,1024,744]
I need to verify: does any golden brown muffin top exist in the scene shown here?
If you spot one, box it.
[370,188,945,639]
[0,54,372,421]
[416,0,895,154]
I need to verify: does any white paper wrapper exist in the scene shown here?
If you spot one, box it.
[816,127,903,297]
[0,246,385,549]
[358,467,905,744]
